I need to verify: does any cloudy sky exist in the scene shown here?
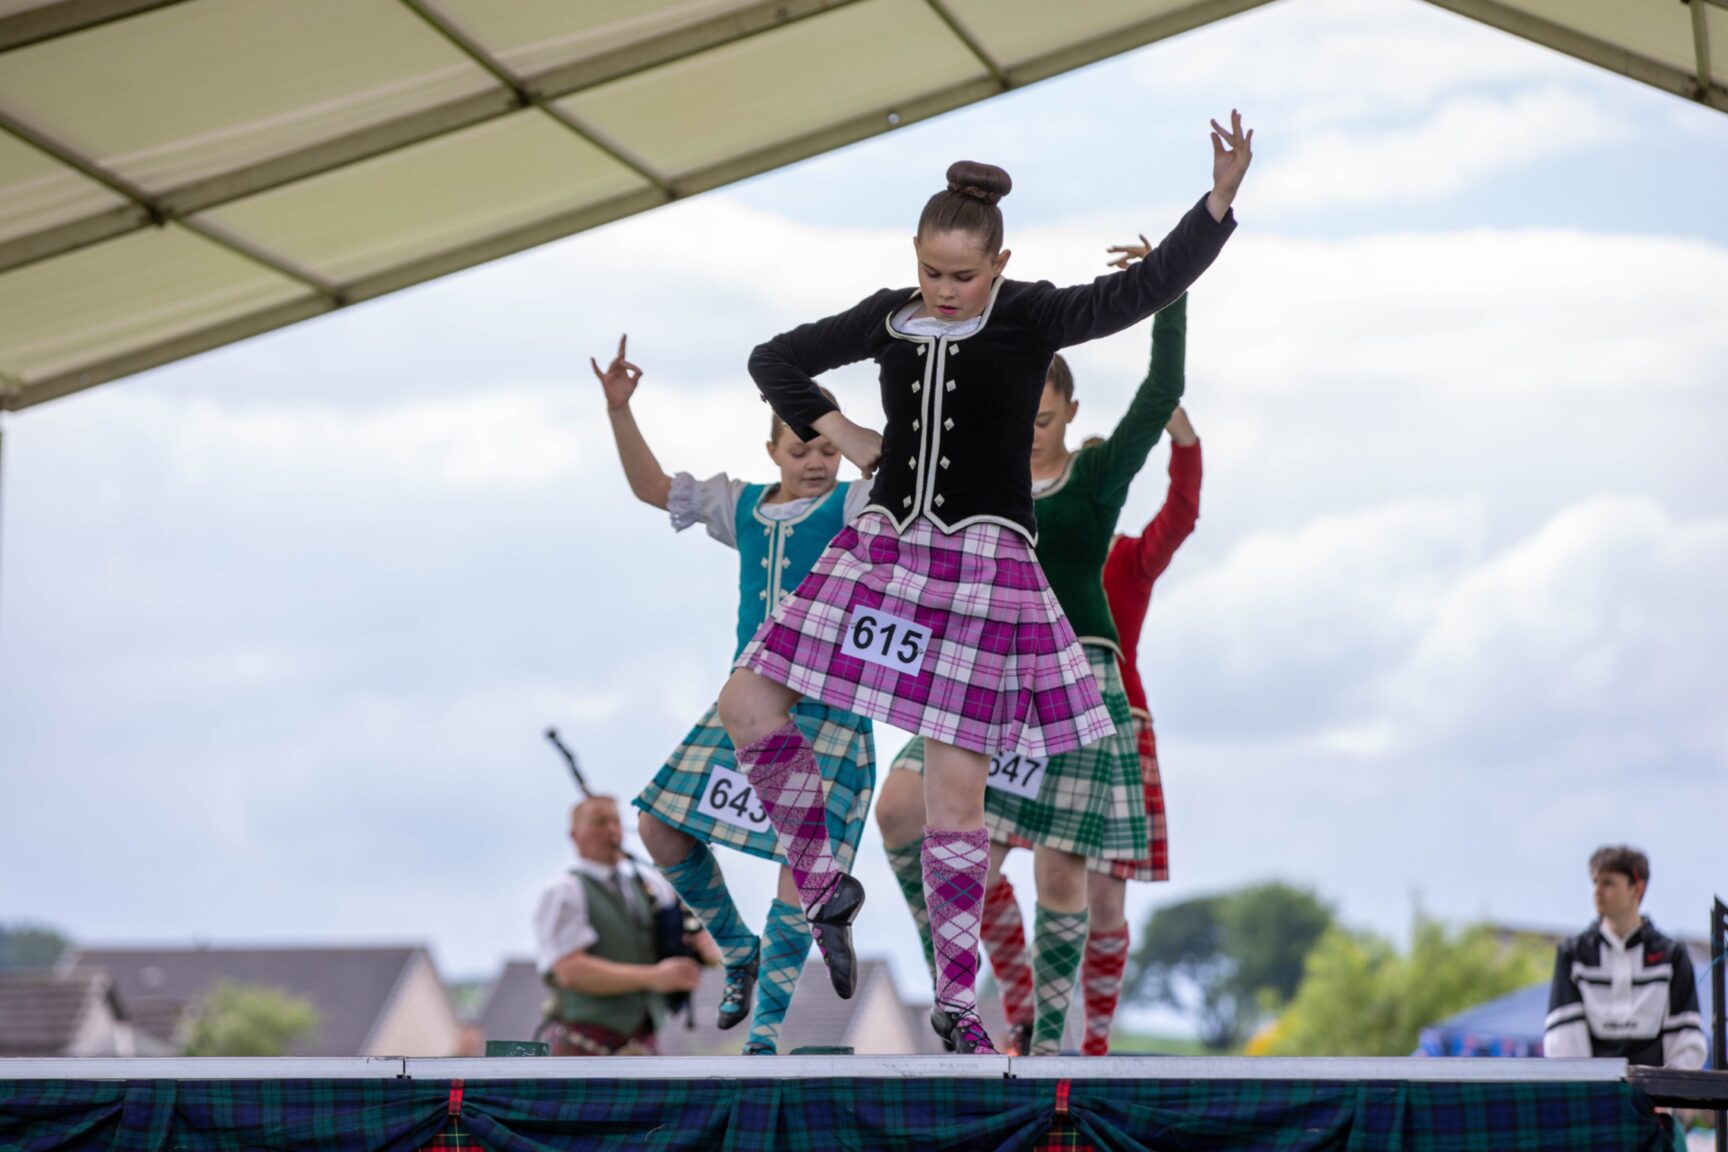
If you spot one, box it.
[3,0,1725,1022]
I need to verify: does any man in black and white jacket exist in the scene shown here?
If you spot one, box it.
[1544,845,1707,1068]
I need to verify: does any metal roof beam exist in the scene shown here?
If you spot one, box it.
[1003,0,1276,88]
[391,0,672,195]
[0,109,341,297]
[340,184,666,303]
[519,0,864,102]
[3,294,333,412]
[1690,0,1716,102]
[0,0,188,52]
[7,184,666,411]
[1422,0,1728,112]
[0,202,150,273]
[922,1,1007,90]
[6,0,849,240]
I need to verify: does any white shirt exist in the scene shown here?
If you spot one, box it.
[667,472,871,549]
[891,300,987,339]
[533,856,677,976]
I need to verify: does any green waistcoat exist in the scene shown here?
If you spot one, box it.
[545,871,667,1036]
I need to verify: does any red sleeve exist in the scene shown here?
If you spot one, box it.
[1133,441,1201,582]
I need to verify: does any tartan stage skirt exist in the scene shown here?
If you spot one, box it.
[887,645,1147,861]
[633,699,873,870]
[736,513,1113,758]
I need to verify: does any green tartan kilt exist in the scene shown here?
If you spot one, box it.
[632,698,874,870]
[983,644,1145,859]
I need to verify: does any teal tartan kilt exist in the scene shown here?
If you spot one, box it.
[633,699,874,870]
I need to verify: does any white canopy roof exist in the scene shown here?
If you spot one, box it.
[1,0,1722,411]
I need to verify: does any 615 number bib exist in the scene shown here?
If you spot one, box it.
[841,608,930,676]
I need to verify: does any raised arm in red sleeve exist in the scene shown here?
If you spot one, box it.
[1134,440,1202,583]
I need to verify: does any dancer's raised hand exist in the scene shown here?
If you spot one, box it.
[1207,109,1253,222]
[591,334,643,411]
[1106,233,1151,271]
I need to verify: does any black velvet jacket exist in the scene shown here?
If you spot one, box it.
[748,194,1235,542]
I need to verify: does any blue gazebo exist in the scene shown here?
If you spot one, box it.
[1418,979,1715,1067]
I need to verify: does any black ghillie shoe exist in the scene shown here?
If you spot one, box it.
[1005,1021,1033,1057]
[716,955,758,1031]
[742,1041,776,1055]
[930,1005,999,1055]
[808,874,866,999]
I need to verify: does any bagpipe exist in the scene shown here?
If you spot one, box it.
[544,728,705,1026]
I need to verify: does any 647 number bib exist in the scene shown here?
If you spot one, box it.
[986,751,1048,800]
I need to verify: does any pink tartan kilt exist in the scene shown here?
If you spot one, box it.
[1104,712,1170,882]
[737,513,1113,758]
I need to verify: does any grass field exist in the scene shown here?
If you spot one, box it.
[1107,1030,1219,1056]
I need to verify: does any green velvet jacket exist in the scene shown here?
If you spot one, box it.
[1034,293,1187,650]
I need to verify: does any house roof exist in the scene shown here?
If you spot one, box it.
[67,944,430,1056]
[0,969,114,1056]
[1,0,1722,412]
[474,959,548,1046]
[476,954,949,1055]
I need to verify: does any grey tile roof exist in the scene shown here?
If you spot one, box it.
[475,960,549,1046]
[0,970,111,1056]
[476,955,951,1055]
[68,945,426,1057]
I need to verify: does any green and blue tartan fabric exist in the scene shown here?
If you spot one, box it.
[0,1075,1675,1152]
[0,1079,451,1152]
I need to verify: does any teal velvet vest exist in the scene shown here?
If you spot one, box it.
[733,481,853,659]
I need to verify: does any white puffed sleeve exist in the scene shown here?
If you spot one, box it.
[667,471,748,549]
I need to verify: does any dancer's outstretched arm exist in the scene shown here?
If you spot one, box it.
[1133,408,1202,582]
[593,333,673,509]
[1087,287,1188,509]
[1029,111,1251,349]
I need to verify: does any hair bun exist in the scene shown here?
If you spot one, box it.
[943,160,1011,206]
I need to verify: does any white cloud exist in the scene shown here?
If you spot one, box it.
[1254,88,1624,211]
[1125,0,1631,211]
[1390,496,1728,764]
[1144,492,1728,805]
[1134,0,1590,119]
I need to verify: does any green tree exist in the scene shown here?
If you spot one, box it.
[180,981,320,1057]
[0,923,72,969]
[1125,881,1334,1050]
[1267,911,1548,1057]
